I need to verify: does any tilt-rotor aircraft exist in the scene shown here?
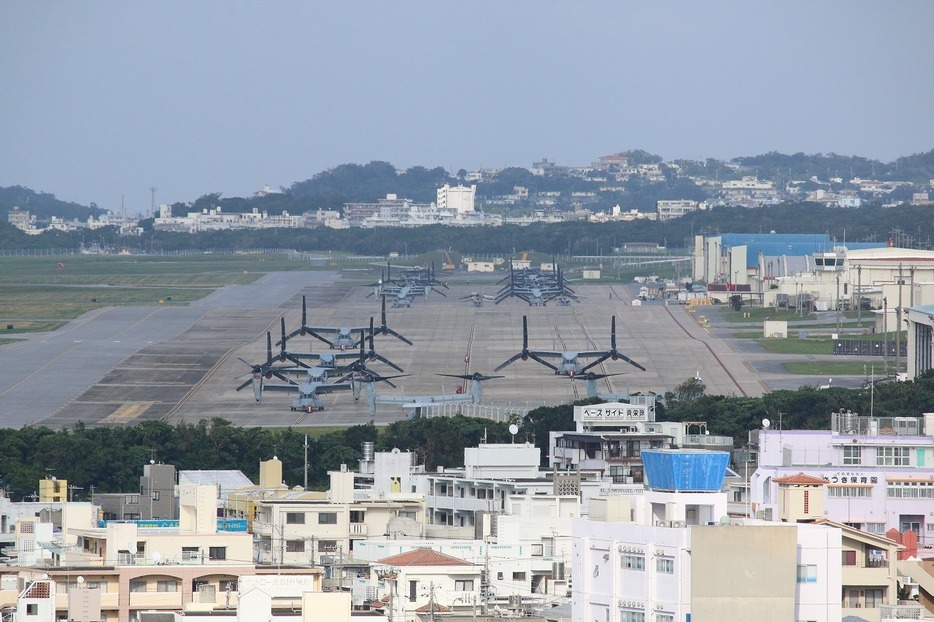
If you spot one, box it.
[495,261,578,306]
[278,294,412,349]
[494,316,646,377]
[235,332,301,401]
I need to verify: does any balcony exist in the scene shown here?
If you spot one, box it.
[129,591,184,609]
[349,523,368,537]
[880,604,924,620]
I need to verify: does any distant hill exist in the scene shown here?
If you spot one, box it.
[0,186,106,222]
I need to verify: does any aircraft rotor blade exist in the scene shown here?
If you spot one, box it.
[494,353,524,372]
[386,327,413,345]
[581,353,611,373]
[236,378,253,391]
[373,354,404,373]
[522,316,528,351]
[529,353,560,371]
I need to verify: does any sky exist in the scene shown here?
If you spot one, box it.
[2,2,932,214]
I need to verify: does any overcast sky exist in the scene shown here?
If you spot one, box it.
[2,2,932,213]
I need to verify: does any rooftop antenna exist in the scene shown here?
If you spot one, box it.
[150,186,157,218]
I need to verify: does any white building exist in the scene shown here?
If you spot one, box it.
[572,450,847,622]
[437,184,477,215]
[656,200,701,221]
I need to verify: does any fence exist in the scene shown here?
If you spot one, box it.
[833,340,907,357]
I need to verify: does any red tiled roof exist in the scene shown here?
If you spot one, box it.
[416,602,452,613]
[773,472,828,485]
[378,547,474,567]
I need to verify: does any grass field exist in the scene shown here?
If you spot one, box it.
[0,254,309,322]
[756,338,834,355]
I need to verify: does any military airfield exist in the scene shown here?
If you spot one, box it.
[0,259,874,430]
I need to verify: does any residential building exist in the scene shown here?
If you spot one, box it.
[226,458,425,566]
[93,463,178,521]
[572,450,853,622]
[656,199,701,221]
[0,485,297,622]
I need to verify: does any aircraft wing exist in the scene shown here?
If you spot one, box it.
[576,350,611,359]
[310,383,353,394]
[526,350,564,359]
[262,382,299,392]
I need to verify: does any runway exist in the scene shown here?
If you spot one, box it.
[0,268,873,429]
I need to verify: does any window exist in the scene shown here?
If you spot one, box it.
[843,445,862,466]
[622,554,645,570]
[286,540,305,553]
[656,557,674,574]
[318,539,338,552]
[454,579,474,591]
[151,491,160,501]
[842,550,856,566]
[318,512,337,525]
[876,446,910,467]
[124,494,140,505]
[285,512,305,525]
[208,546,226,560]
[497,572,504,580]
[796,565,817,583]
[182,547,200,561]
[620,612,644,622]
[512,572,526,581]
[657,615,673,622]
[409,580,417,602]
[26,604,38,615]
[349,510,365,524]
[130,579,147,592]
[123,513,141,520]
[865,522,886,535]
[887,481,934,498]
[157,580,178,593]
[828,486,872,498]
[531,544,543,557]
[865,588,883,608]
[220,580,238,592]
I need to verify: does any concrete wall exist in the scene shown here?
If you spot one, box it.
[691,525,797,622]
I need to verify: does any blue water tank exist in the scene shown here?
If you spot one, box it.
[642,450,729,491]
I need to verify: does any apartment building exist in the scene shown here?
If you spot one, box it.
[226,458,424,566]
[570,450,867,622]
[0,485,309,622]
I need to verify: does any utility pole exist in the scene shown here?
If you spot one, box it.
[883,297,889,377]
[304,434,308,490]
[856,265,862,327]
[481,539,490,616]
[896,263,904,376]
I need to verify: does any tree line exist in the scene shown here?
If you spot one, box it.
[2,371,933,502]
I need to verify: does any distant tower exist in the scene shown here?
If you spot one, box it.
[150,186,157,218]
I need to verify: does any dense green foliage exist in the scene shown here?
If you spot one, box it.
[0,186,106,221]
[3,372,934,501]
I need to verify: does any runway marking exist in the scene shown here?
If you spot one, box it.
[6,308,170,412]
[160,314,283,422]
[664,305,749,397]
[100,402,153,424]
